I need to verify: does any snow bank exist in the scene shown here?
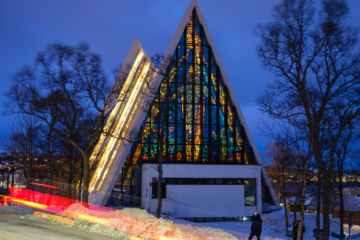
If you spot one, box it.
[57,204,237,240]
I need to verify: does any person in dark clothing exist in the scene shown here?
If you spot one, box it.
[248,213,263,240]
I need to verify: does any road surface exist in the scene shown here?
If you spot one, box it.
[0,207,127,240]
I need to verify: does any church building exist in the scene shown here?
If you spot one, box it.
[88,0,280,221]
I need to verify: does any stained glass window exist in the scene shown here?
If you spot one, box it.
[111,9,256,206]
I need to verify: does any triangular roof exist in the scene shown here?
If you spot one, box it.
[161,0,280,208]
[90,0,280,209]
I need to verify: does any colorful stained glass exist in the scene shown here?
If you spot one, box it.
[211,125,218,144]
[177,145,183,161]
[194,124,202,144]
[195,26,202,45]
[203,145,209,162]
[186,145,192,161]
[203,45,209,64]
[177,84,184,103]
[203,64,209,85]
[177,124,184,144]
[220,126,226,145]
[186,85,192,103]
[228,126,234,145]
[195,64,201,83]
[221,146,227,162]
[168,63,177,83]
[194,86,201,104]
[228,146,235,162]
[211,105,217,124]
[228,106,235,125]
[187,12,194,25]
[150,123,158,143]
[142,123,150,143]
[177,103,184,123]
[143,144,149,161]
[151,103,159,122]
[168,124,175,144]
[186,46,194,63]
[169,103,175,123]
[186,64,193,83]
[113,9,257,206]
[178,63,185,82]
[186,105,192,124]
[194,145,201,162]
[203,105,209,124]
[220,106,226,125]
[219,81,226,105]
[186,124,193,144]
[194,105,201,125]
[160,82,167,101]
[186,26,193,44]
[236,145,241,163]
[211,147,218,162]
[168,145,175,161]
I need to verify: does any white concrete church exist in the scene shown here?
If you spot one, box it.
[88,0,280,221]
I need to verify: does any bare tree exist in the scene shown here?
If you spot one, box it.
[148,53,172,218]
[1,114,40,189]
[255,0,360,238]
[4,43,129,204]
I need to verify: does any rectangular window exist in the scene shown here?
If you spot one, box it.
[186,46,194,63]
[177,124,184,144]
[178,62,185,83]
[186,145,193,161]
[186,105,193,124]
[203,105,209,124]
[186,85,193,103]
[168,124,175,145]
[169,84,176,102]
[211,125,218,145]
[177,145,183,161]
[211,105,217,124]
[244,179,256,206]
[186,124,193,144]
[194,124,202,144]
[169,103,176,123]
[178,45,185,63]
[203,145,209,162]
[177,104,184,123]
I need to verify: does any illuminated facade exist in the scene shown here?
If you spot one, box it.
[90,0,280,217]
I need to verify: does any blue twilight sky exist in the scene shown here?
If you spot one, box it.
[0,0,360,157]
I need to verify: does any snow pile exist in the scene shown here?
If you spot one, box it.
[58,204,237,239]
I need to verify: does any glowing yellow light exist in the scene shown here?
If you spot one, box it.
[33,211,74,225]
[90,52,155,193]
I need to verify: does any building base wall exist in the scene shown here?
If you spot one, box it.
[141,164,262,218]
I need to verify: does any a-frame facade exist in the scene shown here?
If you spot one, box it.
[90,0,280,216]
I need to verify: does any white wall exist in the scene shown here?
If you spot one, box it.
[167,185,244,218]
[141,164,262,216]
[141,164,150,210]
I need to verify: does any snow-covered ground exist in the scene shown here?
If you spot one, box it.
[2,204,360,240]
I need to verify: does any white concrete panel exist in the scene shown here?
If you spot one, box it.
[149,198,174,214]
[145,164,263,214]
[167,185,244,218]
[141,164,150,210]
[245,206,257,217]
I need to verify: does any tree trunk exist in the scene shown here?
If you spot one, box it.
[283,166,290,236]
[322,172,331,240]
[297,171,308,240]
[68,155,74,200]
[81,153,90,207]
[78,156,83,202]
[316,173,322,240]
[156,157,163,218]
[339,174,344,240]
